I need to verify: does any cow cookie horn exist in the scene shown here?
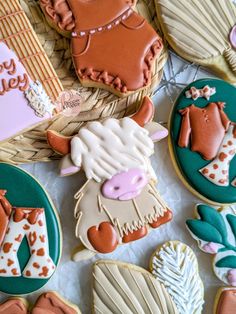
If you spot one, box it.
[131,96,154,127]
[46,130,72,155]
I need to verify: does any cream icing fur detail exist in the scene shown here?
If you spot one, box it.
[151,241,204,314]
[70,117,154,182]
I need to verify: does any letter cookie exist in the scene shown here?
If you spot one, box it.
[169,78,236,204]
[156,0,236,83]
[0,163,61,295]
[47,97,172,261]
[187,204,236,286]
[214,287,236,314]
[40,0,164,97]
[150,241,204,314]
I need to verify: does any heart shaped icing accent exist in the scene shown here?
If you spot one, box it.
[87,222,118,253]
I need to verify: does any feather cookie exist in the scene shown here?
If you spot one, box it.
[155,0,236,82]
[150,241,204,314]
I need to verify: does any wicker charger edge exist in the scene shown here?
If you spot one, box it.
[0,0,168,164]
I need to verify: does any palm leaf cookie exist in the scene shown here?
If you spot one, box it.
[92,241,204,313]
[155,0,236,82]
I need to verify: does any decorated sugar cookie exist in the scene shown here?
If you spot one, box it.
[0,298,28,314]
[169,78,236,204]
[214,287,236,314]
[0,42,57,142]
[0,291,80,314]
[40,0,164,97]
[150,241,204,314]
[0,163,61,295]
[187,204,236,286]
[155,0,236,83]
[47,97,172,261]
[32,291,81,314]
[93,260,178,313]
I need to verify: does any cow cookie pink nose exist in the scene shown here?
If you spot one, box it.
[102,168,148,201]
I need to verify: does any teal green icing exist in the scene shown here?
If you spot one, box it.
[186,219,223,243]
[226,214,236,238]
[197,204,227,241]
[170,78,236,203]
[215,256,236,268]
[0,163,61,295]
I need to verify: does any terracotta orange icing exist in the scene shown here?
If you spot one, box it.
[216,289,236,314]
[122,226,147,243]
[178,102,230,160]
[149,209,173,228]
[0,299,28,314]
[131,96,154,127]
[87,222,118,253]
[0,190,12,246]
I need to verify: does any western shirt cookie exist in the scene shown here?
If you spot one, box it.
[0,163,61,295]
[47,97,173,261]
[169,78,236,204]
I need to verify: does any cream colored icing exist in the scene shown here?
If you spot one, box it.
[151,241,204,314]
[93,260,178,314]
[70,117,154,182]
[156,0,236,77]
[74,180,169,252]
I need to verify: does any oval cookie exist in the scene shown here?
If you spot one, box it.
[0,163,61,295]
[169,78,236,204]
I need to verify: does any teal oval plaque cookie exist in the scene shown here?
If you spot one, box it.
[0,163,61,295]
[169,78,236,204]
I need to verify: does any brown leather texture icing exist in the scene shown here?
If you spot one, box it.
[178,102,230,160]
[32,292,77,314]
[216,289,236,314]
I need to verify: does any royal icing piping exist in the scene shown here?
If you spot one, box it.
[93,261,178,314]
[0,299,28,314]
[24,81,56,118]
[0,42,54,141]
[185,85,216,100]
[200,124,236,187]
[41,0,163,94]
[70,118,154,183]
[178,102,230,160]
[230,25,236,50]
[0,207,56,278]
[151,241,204,314]
[186,204,236,286]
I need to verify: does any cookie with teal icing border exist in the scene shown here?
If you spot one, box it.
[0,163,62,295]
[169,78,236,204]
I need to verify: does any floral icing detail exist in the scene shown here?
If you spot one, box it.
[230,25,236,50]
[185,85,216,100]
[24,81,56,118]
[186,204,236,285]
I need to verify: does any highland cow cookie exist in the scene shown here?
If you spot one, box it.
[155,0,236,83]
[169,78,236,204]
[40,0,163,96]
[187,204,236,286]
[0,42,56,142]
[47,97,172,261]
[0,163,61,295]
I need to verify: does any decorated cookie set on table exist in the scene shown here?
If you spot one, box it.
[1,0,236,313]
